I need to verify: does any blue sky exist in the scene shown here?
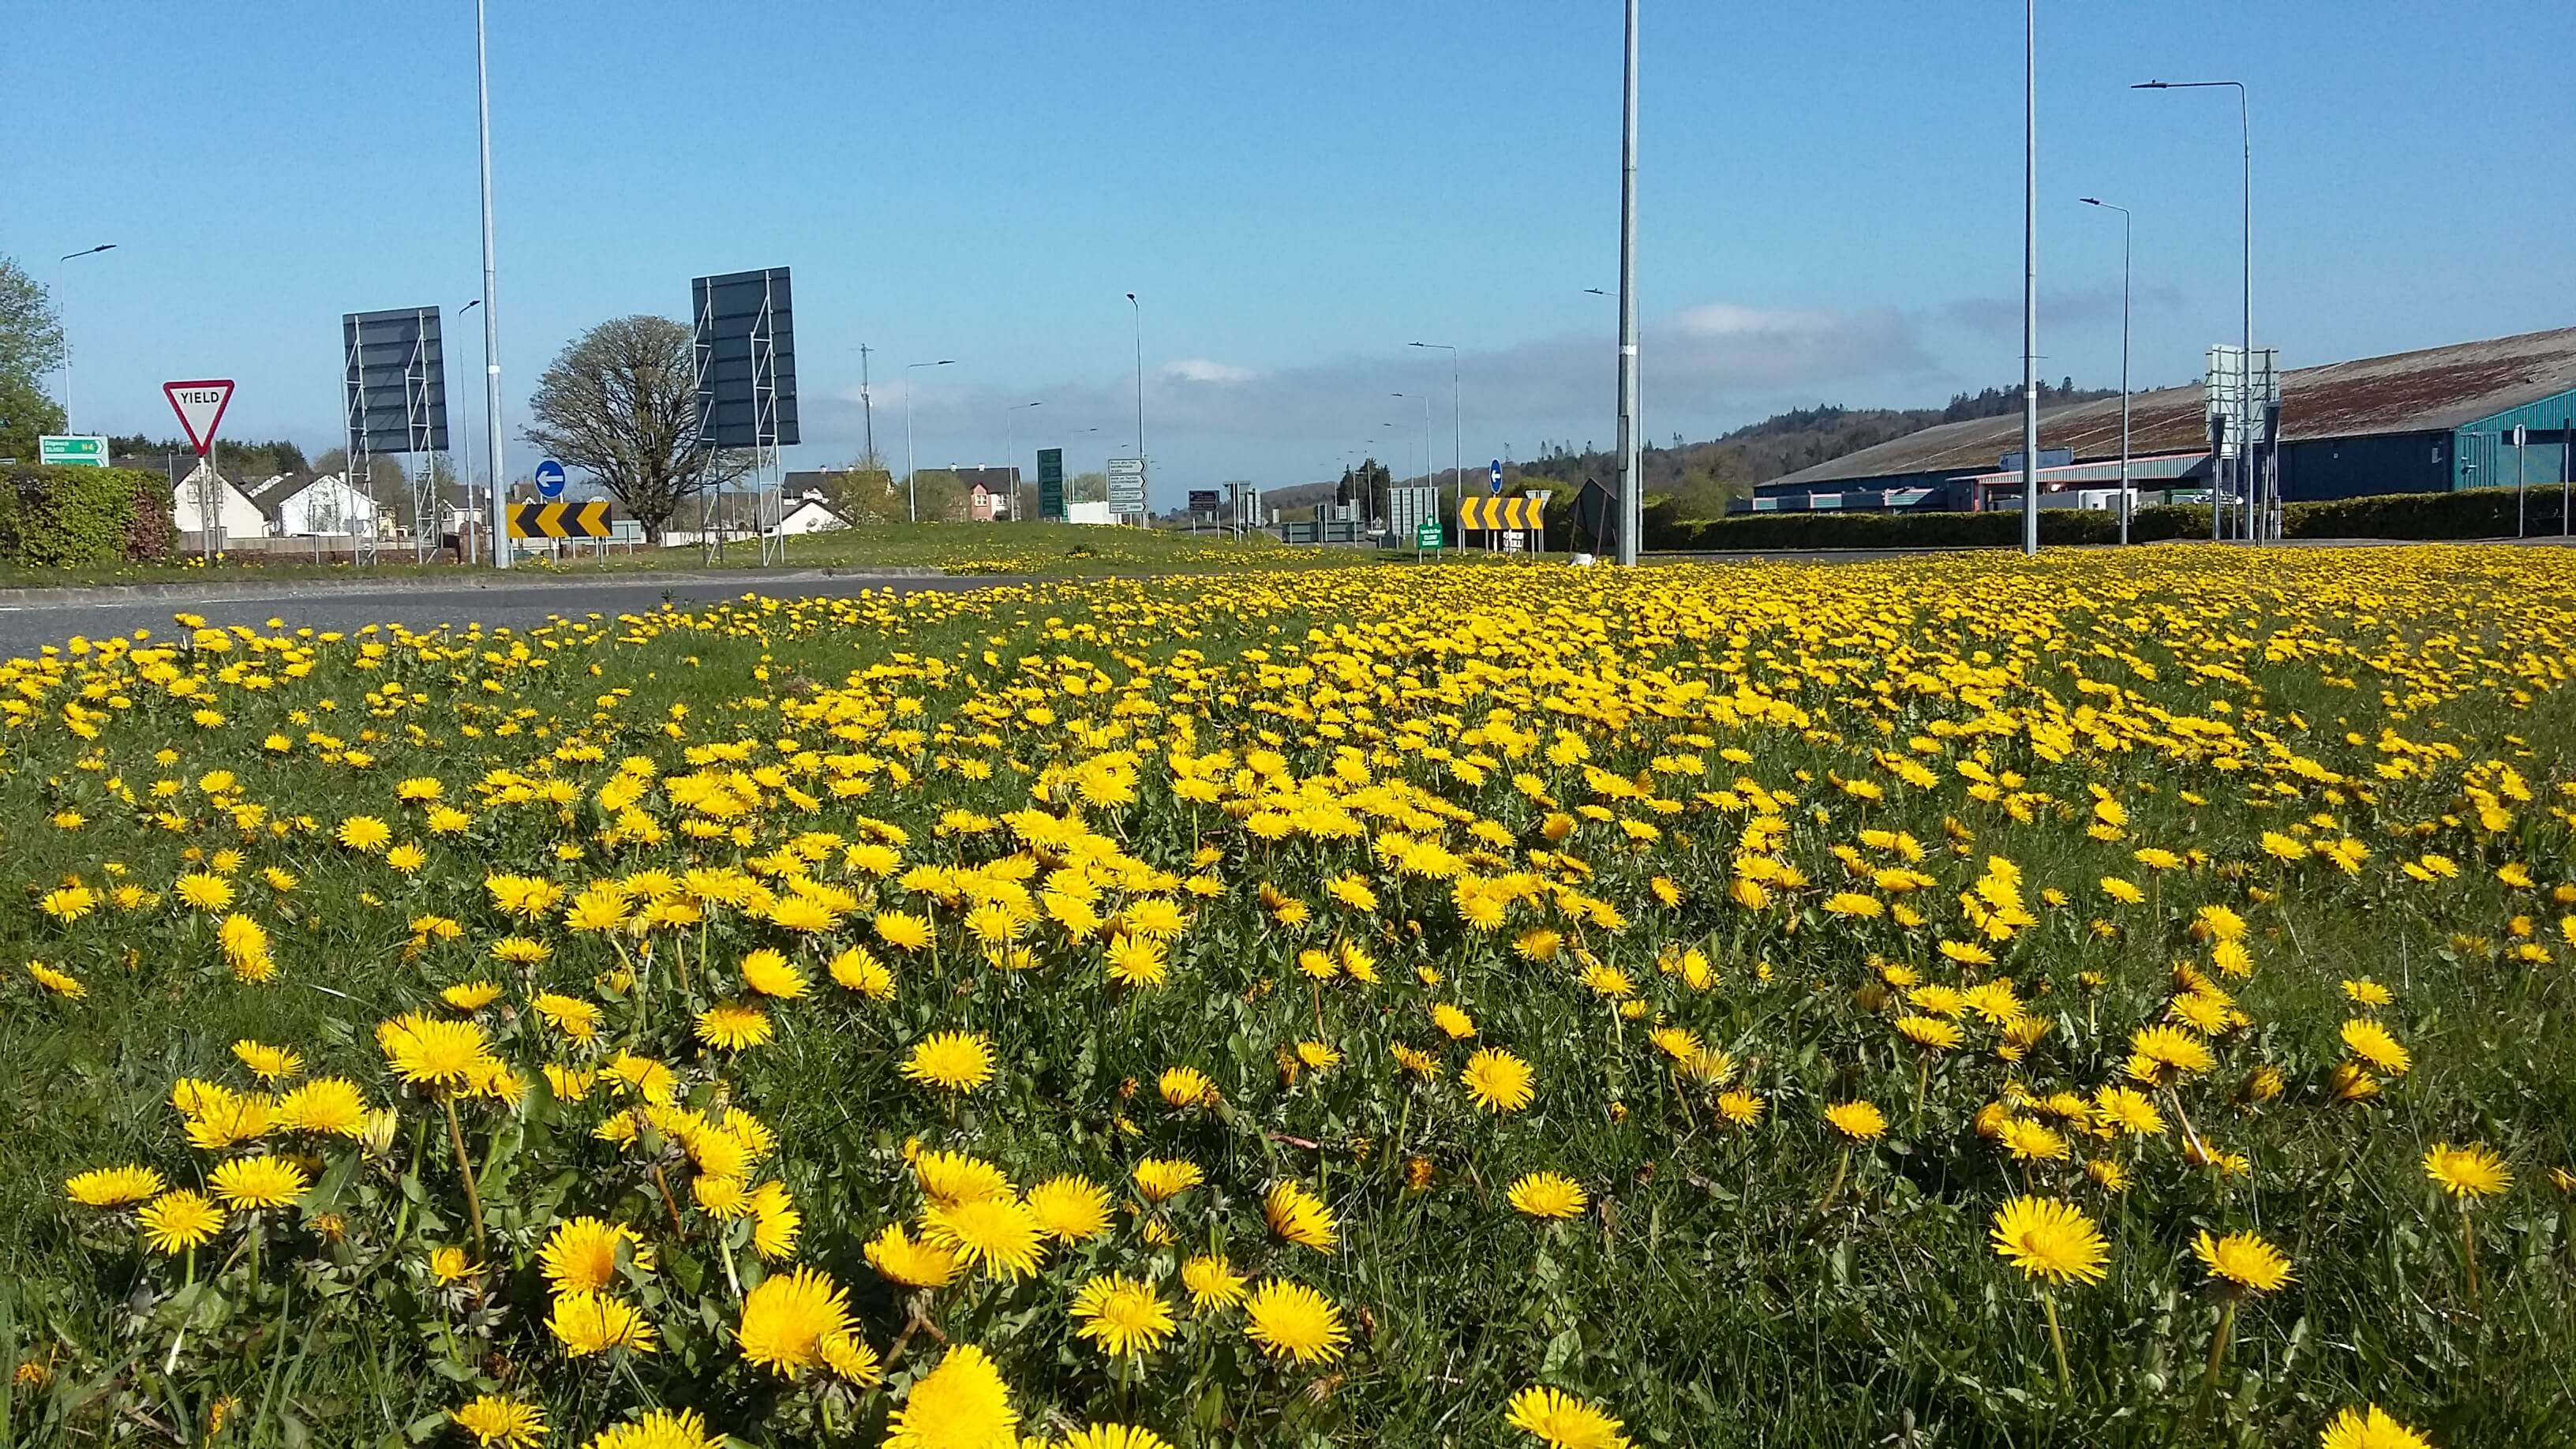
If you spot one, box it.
[9,1,2570,502]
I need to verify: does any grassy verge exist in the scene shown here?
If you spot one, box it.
[0,524,1382,591]
[2,547,2573,1447]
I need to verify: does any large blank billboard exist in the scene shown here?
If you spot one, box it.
[691,268,799,449]
[342,307,448,456]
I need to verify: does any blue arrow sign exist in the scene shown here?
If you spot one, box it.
[535,459,567,499]
[1489,459,1503,496]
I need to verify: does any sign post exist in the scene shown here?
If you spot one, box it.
[163,379,237,560]
[2515,423,2529,537]
[1416,516,1443,552]
[535,459,567,499]
[39,436,109,468]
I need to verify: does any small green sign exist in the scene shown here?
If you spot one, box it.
[1416,516,1443,549]
[39,435,108,467]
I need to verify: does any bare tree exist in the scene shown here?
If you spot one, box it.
[521,315,743,543]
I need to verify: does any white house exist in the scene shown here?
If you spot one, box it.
[773,495,850,535]
[271,473,382,537]
[169,462,268,543]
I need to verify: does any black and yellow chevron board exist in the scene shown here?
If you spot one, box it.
[1458,496,1544,530]
[507,501,612,539]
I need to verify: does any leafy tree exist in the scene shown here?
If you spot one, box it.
[822,466,902,525]
[0,256,66,463]
[521,315,745,543]
[907,469,969,522]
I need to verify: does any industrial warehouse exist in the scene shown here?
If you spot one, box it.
[1747,327,2576,518]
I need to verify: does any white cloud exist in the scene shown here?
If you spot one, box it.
[1159,357,1257,384]
[793,299,1930,484]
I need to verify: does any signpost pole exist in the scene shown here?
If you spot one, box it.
[2516,423,2529,538]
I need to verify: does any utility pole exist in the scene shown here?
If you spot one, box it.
[1612,0,1641,566]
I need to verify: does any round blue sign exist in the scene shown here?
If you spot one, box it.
[535,459,567,499]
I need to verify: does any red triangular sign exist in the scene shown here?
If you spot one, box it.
[163,379,236,456]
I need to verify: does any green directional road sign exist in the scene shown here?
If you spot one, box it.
[1416,516,1443,549]
[39,436,109,467]
[1038,448,1065,521]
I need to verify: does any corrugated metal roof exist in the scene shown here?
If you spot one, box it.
[1765,325,2576,489]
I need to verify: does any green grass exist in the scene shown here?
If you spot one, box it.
[0,523,1381,591]
[3,549,2575,1447]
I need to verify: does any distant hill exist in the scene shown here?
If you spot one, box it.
[1503,379,2119,513]
[1253,379,2120,519]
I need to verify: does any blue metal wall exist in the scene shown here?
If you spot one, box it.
[2452,388,2576,493]
[2278,431,2449,501]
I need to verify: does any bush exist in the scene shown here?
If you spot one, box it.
[0,465,178,566]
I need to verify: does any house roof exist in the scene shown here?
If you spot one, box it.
[1765,325,2576,489]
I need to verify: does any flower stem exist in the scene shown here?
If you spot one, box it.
[2463,1205,2481,1310]
[2203,1296,2237,1393]
[2042,1291,2072,1392]
[441,1094,487,1260]
[1818,1147,1851,1213]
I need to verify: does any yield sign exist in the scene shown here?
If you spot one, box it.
[163,379,237,456]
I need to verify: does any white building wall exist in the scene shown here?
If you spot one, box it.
[773,500,849,535]
[278,475,380,537]
[169,465,268,541]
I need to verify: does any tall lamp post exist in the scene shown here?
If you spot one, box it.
[474,0,511,568]
[1003,401,1043,519]
[459,297,483,561]
[2080,197,2132,545]
[2018,0,2039,557]
[2134,78,2249,541]
[904,358,954,522]
[1125,294,1145,460]
[1612,0,1641,566]
[1409,342,1461,545]
[56,243,116,432]
[1392,391,1431,530]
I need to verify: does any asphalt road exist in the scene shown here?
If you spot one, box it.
[0,572,1004,657]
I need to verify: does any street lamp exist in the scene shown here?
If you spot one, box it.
[2017,0,2038,557]
[904,359,955,522]
[1125,294,1144,459]
[56,243,116,432]
[1409,343,1461,545]
[2135,77,2250,541]
[474,0,509,568]
[1612,0,1640,565]
[1393,391,1431,534]
[1004,401,1043,520]
[459,298,483,560]
[2080,198,2132,545]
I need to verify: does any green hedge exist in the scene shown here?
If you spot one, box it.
[2284,488,2569,540]
[0,466,178,566]
[1640,488,2576,553]
[1649,503,2211,552]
